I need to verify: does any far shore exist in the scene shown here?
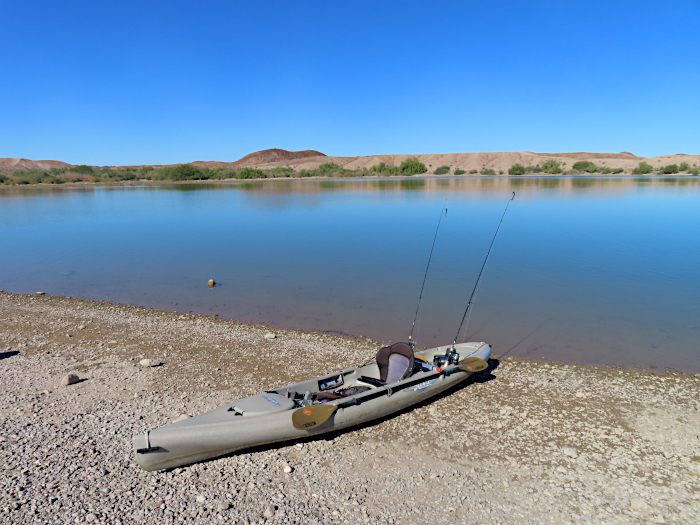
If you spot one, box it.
[1,290,699,524]
[2,172,700,190]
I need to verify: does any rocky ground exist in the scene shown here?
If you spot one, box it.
[1,291,699,525]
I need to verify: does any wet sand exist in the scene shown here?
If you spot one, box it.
[1,291,699,524]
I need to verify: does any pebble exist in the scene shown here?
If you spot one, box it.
[264,332,276,340]
[630,497,648,510]
[575,392,585,398]
[562,446,578,458]
[139,358,162,367]
[283,464,293,474]
[60,373,80,386]
[208,279,216,288]
[263,504,276,519]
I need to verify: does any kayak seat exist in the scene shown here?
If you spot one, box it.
[356,342,415,387]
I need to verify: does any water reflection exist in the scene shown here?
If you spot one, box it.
[1,176,699,372]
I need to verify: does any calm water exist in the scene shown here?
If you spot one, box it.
[1,177,699,372]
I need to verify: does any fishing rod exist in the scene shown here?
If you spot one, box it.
[450,191,515,350]
[408,200,447,349]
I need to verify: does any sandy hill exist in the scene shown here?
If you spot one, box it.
[0,157,72,174]
[2,149,698,174]
[230,150,699,173]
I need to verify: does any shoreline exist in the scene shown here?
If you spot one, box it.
[1,292,699,524]
[1,173,700,190]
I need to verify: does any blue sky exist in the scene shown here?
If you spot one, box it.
[1,1,698,165]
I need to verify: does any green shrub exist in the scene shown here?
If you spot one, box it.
[541,159,563,174]
[371,162,399,175]
[0,174,8,183]
[662,164,679,174]
[236,167,267,179]
[612,168,624,174]
[480,168,496,175]
[691,169,699,176]
[467,169,477,174]
[266,167,294,177]
[139,166,154,175]
[454,169,466,175]
[433,166,450,175]
[525,165,542,173]
[632,161,653,174]
[572,161,598,173]
[679,162,690,172]
[508,163,525,175]
[601,167,612,174]
[316,163,345,177]
[70,165,93,174]
[398,158,427,175]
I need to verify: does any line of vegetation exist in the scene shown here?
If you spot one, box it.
[3,157,697,186]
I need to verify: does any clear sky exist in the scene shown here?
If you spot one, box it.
[1,1,698,165]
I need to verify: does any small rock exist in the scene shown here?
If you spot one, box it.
[263,505,276,519]
[264,333,276,340]
[139,358,162,367]
[36,292,45,295]
[575,392,585,398]
[208,279,216,288]
[283,464,293,474]
[630,498,648,510]
[78,325,86,330]
[562,446,579,459]
[217,501,231,511]
[196,495,206,503]
[556,466,568,474]
[428,406,437,416]
[85,514,96,523]
[60,374,80,386]
[172,414,192,423]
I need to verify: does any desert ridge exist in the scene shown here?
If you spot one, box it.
[3,149,699,174]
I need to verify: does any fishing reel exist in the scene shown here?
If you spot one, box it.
[447,347,460,365]
[433,355,448,368]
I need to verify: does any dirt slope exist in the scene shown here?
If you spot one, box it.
[0,157,72,174]
[3,149,699,174]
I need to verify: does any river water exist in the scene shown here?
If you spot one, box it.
[1,176,699,372]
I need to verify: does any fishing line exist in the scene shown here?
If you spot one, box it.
[451,192,515,348]
[408,200,447,348]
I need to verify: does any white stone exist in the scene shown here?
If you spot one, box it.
[195,495,206,503]
[283,464,293,474]
[556,466,568,474]
[263,504,276,519]
[630,498,648,510]
[562,446,579,459]
[575,392,585,398]
[264,333,276,340]
[139,359,162,367]
[60,374,80,386]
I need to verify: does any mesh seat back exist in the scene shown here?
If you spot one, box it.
[376,342,415,383]
[386,354,410,384]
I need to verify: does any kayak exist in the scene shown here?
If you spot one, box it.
[132,341,491,471]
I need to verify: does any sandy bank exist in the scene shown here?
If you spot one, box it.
[1,292,698,524]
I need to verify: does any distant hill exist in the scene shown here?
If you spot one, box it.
[0,157,72,174]
[2,148,698,174]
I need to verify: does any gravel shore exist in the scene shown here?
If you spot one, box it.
[1,292,698,524]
